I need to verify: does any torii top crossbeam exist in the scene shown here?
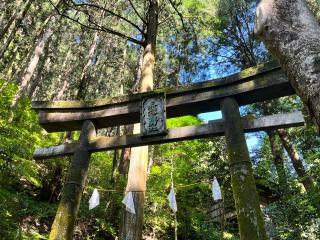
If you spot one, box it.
[32,61,294,132]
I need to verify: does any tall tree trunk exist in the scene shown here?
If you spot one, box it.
[61,25,101,153]
[120,1,159,240]
[2,44,19,79]
[255,0,320,129]
[75,31,100,100]
[267,131,288,192]
[276,129,314,191]
[0,0,23,40]
[118,48,144,176]
[261,102,288,194]
[75,6,106,100]
[28,43,52,99]
[12,26,53,105]
[0,14,16,41]
[118,125,133,176]
[11,6,59,106]
[276,129,320,215]
[0,0,34,58]
[53,49,72,100]
[111,126,121,185]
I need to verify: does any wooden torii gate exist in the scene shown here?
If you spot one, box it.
[33,62,305,240]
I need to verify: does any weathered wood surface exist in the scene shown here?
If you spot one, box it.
[119,191,145,240]
[32,62,295,132]
[49,120,96,240]
[221,98,267,239]
[34,112,304,159]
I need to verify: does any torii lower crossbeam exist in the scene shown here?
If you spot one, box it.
[34,112,304,159]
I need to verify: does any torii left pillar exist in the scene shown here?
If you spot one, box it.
[49,120,96,240]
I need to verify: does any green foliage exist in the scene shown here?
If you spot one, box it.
[0,183,55,239]
[144,116,238,239]
[248,96,320,239]
[0,80,61,239]
[73,152,126,239]
[266,189,320,239]
[0,80,40,185]
[308,0,320,22]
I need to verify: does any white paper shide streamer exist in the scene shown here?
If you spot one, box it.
[122,191,136,214]
[167,185,177,212]
[89,188,100,210]
[212,177,222,201]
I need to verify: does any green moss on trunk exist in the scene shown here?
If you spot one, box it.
[221,98,267,240]
[49,120,96,240]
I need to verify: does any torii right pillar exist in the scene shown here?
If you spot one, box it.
[221,98,267,240]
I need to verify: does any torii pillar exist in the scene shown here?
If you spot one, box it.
[49,120,96,240]
[221,98,267,240]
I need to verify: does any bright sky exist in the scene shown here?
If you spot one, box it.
[198,111,259,152]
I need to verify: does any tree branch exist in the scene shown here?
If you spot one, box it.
[166,0,187,31]
[69,0,145,36]
[127,0,147,25]
[48,0,144,45]
[158,15,174,26]
[86,14,144,45]
[210,51,240,62]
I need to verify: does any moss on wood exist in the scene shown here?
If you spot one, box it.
[32,61,280,111]
[49,121,96,240]
[221,98,267,240]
